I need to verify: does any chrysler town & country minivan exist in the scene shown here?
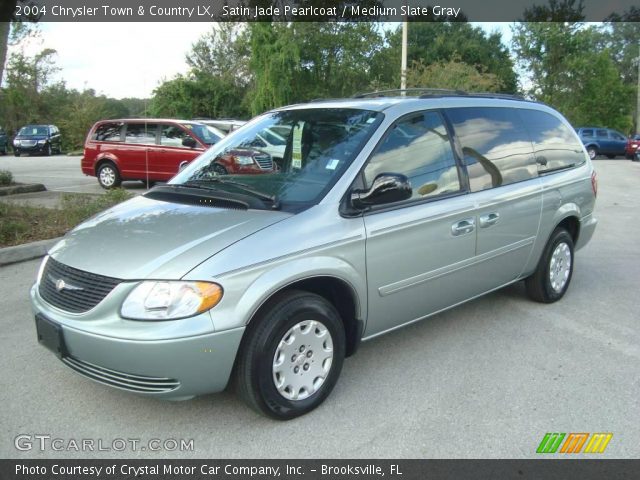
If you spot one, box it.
[32,92,597,419]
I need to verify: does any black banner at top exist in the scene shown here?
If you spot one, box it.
[7,0,640,22]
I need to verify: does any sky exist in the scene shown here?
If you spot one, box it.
[7,22,514,99]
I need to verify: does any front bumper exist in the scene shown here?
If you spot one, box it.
[30,284,245,399]
[15,142,47,153]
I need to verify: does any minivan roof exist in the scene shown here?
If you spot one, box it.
[277,95,541,113]
[95,119,206,124]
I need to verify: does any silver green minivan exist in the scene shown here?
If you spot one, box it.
[31,92,597,419]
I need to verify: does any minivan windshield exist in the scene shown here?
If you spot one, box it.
[170,108,383,211]
[186,123,223,145]
[19,126,48,136]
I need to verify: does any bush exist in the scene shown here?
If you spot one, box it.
[0,170,13,186]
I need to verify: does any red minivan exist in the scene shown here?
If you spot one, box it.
[82,119,276,188]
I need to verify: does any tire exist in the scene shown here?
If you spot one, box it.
[97,162,121,189]
[14,150,20,157]
[44,144,52,156]
[213,163,228,175]
[586,147,598,160]
[236,290,346,420]
[525,228,574,303]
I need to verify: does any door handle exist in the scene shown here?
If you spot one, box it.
[479,212,500,228]
[451,218,475,236]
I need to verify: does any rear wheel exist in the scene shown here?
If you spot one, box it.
[97,162,121,189]
[586,147,598,160]
[525,228,574,303]
[236,290,345,420]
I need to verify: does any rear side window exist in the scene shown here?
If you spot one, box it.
[93,123,123,142]
[125,124,158,145]
[596,129,608,138]
[581,129,593,137]
[447,107,537,192]
[160,124,188,147]
[364,111,461,200]
[610,131,625,141]
[519,109,585,172]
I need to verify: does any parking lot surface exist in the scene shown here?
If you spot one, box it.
[0,160,638,458]
[0,155,149,194]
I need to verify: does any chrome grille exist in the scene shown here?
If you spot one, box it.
[62,356,180,393]
[20,140,37,147]
[254,154,273,170]
[39,257,121,313]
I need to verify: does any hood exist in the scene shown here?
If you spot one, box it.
[49,196,291,279]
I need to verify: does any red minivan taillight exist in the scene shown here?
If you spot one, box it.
[591,170,598,197]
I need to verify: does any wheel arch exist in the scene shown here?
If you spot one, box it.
[239,268,365,358]
[94,155,120,175]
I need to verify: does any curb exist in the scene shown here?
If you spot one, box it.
[0,183,46,197]
[0,237,62,266]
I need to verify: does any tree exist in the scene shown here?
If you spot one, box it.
[407,58,504,92]
[186,22,250,85]
[248,22,299,114]
[512,0,634,132]
[511,0,585,104]
[382,21,518,93]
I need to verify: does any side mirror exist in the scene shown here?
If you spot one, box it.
[182,136,197,148]
[350,173,412,209]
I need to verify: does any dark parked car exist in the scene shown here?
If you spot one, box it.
[0,127,8,155]
[576,127,627,160]
[13,124,62,156]
[625,134,640,159]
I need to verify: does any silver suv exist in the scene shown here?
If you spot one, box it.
[31,91,598,419]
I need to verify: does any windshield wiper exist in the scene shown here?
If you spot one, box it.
[183,178,280,210]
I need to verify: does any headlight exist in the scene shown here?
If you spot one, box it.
[38,139,47,145]
[234,155,254,165]
[121,281,223,320]
[13,139,20,146]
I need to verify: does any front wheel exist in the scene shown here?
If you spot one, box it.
[525,228,574,303]
[14,150,20,157]
[236,290,346,420]
[97,162,121,189]
[213,163,228,175]
[44,144,52,156]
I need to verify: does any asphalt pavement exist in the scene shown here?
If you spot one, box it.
[0,154,149,194]
[0,159,638,459]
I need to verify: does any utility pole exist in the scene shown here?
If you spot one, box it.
[401,19,408,93]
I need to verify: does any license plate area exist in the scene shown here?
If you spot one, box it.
[35,314,67,358]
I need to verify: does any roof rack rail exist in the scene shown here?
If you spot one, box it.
[353,88,465,98]
[449,92,526,101]
[352,88,527,102]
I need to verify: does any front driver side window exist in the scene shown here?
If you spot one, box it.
[364,111,461,200]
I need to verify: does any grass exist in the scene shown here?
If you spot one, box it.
[0,189,132,247]
[0,170,13,186]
